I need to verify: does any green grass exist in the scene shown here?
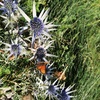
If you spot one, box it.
[48,0,100,100]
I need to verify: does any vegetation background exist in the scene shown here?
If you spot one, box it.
[0,0,100,100]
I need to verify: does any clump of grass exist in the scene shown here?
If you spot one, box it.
[47,0,100,100]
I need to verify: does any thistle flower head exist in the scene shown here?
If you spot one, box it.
[0,0,20,28]
[30,17,44,37]
[47,84,58,96]
[10,44,20,56]
[29,38,57,61]
[0,38,27,59]
[17,0,59,45]
[0,0,18,16]
[35,47,46,61]
[45,79,59,99]
[36,78,59,99]
[58,84,76,100]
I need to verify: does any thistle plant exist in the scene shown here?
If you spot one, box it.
[0,0,20,28]
[0,0,18,16]
[17,0,58,47]
[29,37,57,61]
[0,38,28,60]
[0,0,76,100]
